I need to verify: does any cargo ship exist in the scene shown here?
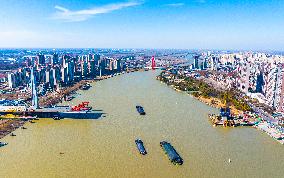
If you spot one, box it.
[135,139,147,155]
[160,141,183,165]
[136,106,146,115]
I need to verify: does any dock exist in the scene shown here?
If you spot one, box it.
[208,113,258,127]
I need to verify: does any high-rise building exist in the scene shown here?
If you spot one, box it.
[264,64,284,111]
[67,60,75,83]
[255,72,264,93]
[81,59,88,78]
[31,67,39,109]
[52,53,59,65]
[203,58,208,69]
[109,60,114,71]
[38,67,46,83]
[61,67,68,85]
[54,66,61,83]
[99,59,106,76]
[117,59,121,72]
[194,56,199,69]
[89,60,96,78]
[25,57,32,67]
[8,73,16,88]
[210,56,219,70]
[49,68,56,89]
[237,61,256,93]
[45,70,50,84]
[38,54,45,65]
[94,54,100,64]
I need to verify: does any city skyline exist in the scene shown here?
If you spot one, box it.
[0,0,284,50]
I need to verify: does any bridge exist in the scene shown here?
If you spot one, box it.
[144,56,163,70]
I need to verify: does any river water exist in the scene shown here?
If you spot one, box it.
[0,71,283,178]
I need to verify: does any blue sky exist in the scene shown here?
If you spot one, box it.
[0,0,283,50]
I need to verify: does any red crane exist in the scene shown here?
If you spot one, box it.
[71,101,92,111]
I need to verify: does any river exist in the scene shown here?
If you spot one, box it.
[0,70,283,178]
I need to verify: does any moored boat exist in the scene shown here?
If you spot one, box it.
[0,142,8,147]
[81,83,91,90]
[65,96,74,101]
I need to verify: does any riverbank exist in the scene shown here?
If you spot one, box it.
[157,75,244,115]
[0,81,89,139]
[195,95,242,115]
[159,70,251,111]
[253,121,284,145]
[39,80,92,107]
[0,119,26,139]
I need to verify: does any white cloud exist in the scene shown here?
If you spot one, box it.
[52,1,143,22]
[165,3,185,7]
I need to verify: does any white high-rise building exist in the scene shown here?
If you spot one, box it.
[8,73,16,88]
[264,64,284,111]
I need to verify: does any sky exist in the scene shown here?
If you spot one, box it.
[0,0,284,50]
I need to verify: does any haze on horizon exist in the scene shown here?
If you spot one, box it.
[0,0,283,51]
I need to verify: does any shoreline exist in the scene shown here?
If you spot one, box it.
[194,95,243,115]
[253,121,284,145]
[0,119,26,139]
[160,80,243,115]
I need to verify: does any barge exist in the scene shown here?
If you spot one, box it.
[160,141,183,165]
[135,139,147,155]
[136,106,146,115]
